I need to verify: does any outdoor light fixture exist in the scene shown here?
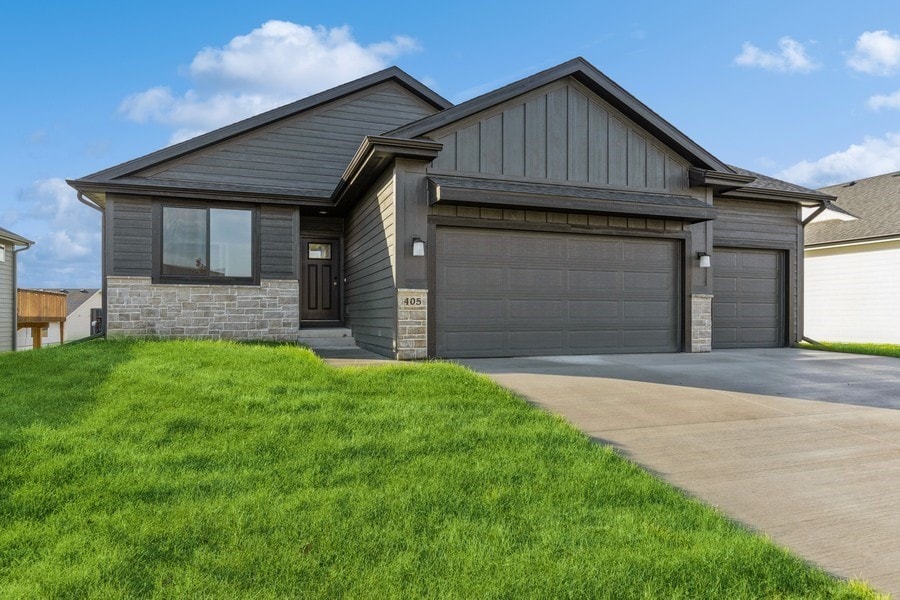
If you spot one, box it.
[697,251,711,268]
[412,236,426,257]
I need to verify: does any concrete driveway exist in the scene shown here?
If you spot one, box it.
[459,348,900,597]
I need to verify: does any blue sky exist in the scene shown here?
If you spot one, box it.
[2,1,899,287]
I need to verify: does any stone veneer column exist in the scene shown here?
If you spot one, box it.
[105,276,299,341]
[690,293,713,352]
[396,288,427,360]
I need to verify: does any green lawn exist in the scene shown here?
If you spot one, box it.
[0,340,883,599]
[799,341,900,359]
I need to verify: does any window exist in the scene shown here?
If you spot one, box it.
[0,244,5,262]
[307,243,332,260]
[158,205,256,284]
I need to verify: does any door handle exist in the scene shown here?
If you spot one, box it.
[333,277,339,287]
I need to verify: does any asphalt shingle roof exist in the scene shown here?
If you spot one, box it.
[806,171,900,245]
[728,165,831,197]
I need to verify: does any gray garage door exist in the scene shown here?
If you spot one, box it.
[434,228,680,357]
[712,248,784,349]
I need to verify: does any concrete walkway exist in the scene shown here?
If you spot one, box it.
[460,349,900,597]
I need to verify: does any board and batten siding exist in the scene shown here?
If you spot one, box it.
[139,82,439,195]
[344,172,396,356]
[429,78,691,194]
[0,245,13,351]
[108,196,298,279]
[712,197,801,343]
[805,240,900,344]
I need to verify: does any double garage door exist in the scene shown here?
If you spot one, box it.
[435,227,681,358]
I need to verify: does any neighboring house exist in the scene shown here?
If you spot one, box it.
[805,172,900,343]
[68,58,831,359]
[0,227,33,352]
[16,288,102,349]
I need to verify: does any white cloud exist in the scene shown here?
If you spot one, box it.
[868,90,900,110]
[847,30,900,75]
[777,133,900,187]
[734,37,819,73]
[10,178,101,288]
[119,21,421,143]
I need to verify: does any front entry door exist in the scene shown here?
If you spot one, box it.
[301,238,340,322]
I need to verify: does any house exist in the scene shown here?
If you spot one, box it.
[0,227,33,352]
[68,58,832,359]
[805,172,900,344]
[16,288,102,349]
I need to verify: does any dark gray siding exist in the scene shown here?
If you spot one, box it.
[0,244,13,351]
[142,82,438,195]
[713,197,800,343]
[260,206,297,279]
[109,196,153,276]
[430,78,691,193]
[344,172,396,356]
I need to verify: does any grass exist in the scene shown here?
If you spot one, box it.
[799,340,900,359]
[0,340,885,599]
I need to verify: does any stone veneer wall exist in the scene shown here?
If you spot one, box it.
[106,276,299,341]
[690,293,712,352]
[396,288,427,360]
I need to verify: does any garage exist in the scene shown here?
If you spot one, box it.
[434,227,681,358]
[712,248,784,348]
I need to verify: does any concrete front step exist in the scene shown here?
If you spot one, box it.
[298,327,358,349]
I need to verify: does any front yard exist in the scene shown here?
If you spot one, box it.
[0,340,881,598]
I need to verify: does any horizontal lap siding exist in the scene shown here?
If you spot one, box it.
[344,173,396,355]
[110,196,153,276]
[805,242,900,344]
[430,78,690,194]
[260,206,297,279]
[0,252,13,351]
[146,83,438,194]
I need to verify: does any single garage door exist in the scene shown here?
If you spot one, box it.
[712,248,784,348]
[434,227,681,357]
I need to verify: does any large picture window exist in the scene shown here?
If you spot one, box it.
[159,205,256,283]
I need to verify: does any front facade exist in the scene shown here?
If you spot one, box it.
[0,227,33,352]
[70,59,829,359]
[805,172,900,344]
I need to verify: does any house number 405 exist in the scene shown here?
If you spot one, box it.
[403,297,423,306]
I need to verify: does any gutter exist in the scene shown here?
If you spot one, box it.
[11,240,33,351]
[77,191,103,212]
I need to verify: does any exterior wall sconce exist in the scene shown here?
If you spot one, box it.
[412,236,426,257]
[697,251,711,268]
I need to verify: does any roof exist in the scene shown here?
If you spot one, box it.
[0,226,33,246]
[388,57,732,173]
[34,288,101,316]
[806,171,900,245]
[69,67,452,197]
[728,165,831,198]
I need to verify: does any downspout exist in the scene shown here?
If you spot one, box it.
[799,199,828,347]
[12,241,33,351]
[77,192,106,337]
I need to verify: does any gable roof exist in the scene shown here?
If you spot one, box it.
[806,171,900,246]
[0,226,33,246]
[388,57,732,173]
[69,67,451,197]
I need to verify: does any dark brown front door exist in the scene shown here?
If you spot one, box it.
[301,238,340,322]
